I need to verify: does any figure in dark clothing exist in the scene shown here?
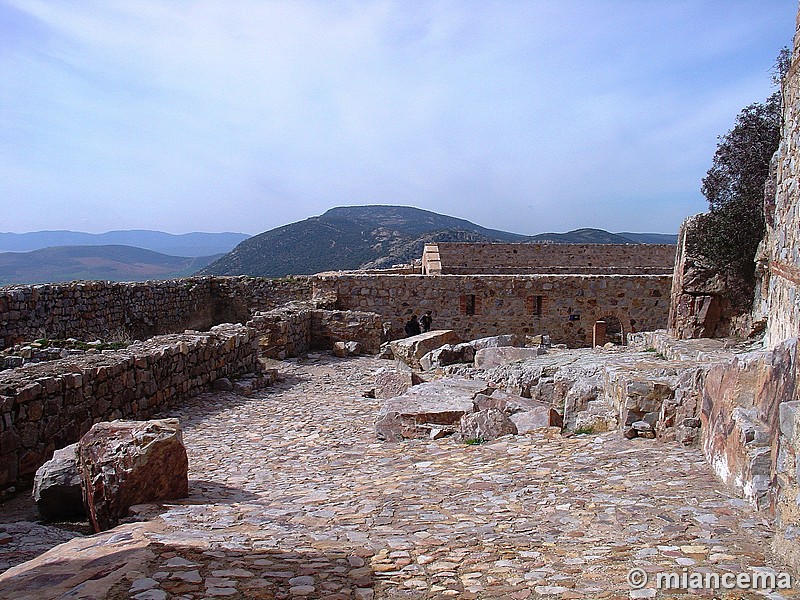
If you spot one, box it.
[420,310,433,333]
[404,314,421,337]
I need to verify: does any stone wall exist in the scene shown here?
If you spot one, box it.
[423,243,676,275]
[0,323,260,490]
[0,276,311,349]
[314,273,672,347]
[248,304,313,360]
[248,304,384,358]
[311,310,384,354]
[668,218,757,339]
[766,17,800,348]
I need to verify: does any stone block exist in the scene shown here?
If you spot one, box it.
[33,443,85,521]
[375,378,491,441]
[389,330,461,369]
[474,346,548,370]
[458,409,517,440]
[78,418,189,532]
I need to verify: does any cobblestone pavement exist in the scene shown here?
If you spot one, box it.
[3,353,800,599]
[128,354,796,600]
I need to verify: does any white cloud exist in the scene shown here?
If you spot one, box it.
[1,0,795,234]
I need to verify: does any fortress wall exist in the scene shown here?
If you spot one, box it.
[0,323,260,489]
[0,276,312,349]
[426,243,676,275]
[766,28,800,347]
[314,273,672,347]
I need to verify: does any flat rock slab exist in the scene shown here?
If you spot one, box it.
[389,330,461,369]
[375,378,492,440]
[0,522,156,600]
[474,346,548,369]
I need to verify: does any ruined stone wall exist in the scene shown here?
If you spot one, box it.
[0,323,260,490]
[314,273,672,347]
[0,276,311,349]
[248,305,313,360]
[248,304,384,358]
[311,310,384,354]
[424,243,675,275]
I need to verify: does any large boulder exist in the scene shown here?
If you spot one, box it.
[474,389,561,433]
[78,419,189,532]
[375,378,492,441]
[375,368,423,399]
[389,330,461,369]
[419,343,475,371]
[458,409,518,440]
[33,443,85,521]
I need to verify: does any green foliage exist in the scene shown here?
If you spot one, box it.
[464,436,487,445]
[690,48,787,308]
[573,425,595,435]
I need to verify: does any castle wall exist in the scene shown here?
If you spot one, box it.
[424,243,676,275]
[766,26,800,348]
[314,273,672,347]
[0,276,311,349]
[0,323,260,489]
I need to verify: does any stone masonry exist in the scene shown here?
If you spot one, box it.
[314,273,671,348]
[423,242,676,275]
[0,323,260,491]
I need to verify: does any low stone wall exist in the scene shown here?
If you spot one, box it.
[248,305,313,359]
[0,276,312,349]
[314,273,672,348]
[0,323,260,490]
[248,304,384,358]
[311,310,384,354]
[424,242,676,275]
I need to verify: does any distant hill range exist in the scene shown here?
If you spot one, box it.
[0,230,250,257]
[199,205,678,278]
[0,245,221,286]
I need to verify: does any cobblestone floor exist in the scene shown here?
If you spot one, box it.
[2,353,799,599]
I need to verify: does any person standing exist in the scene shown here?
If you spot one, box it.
[420,310,433,333]
[404,314,421,337]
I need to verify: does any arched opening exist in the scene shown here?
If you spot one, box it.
[598,315,624,345]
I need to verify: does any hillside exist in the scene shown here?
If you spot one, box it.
[199,205,677,278]
[0,245,220,285]
[0,230,249,257]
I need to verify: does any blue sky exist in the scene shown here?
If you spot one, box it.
[1,1,796,236]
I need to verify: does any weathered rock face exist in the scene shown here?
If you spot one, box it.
[458,409,517,440]
[374,369,422,399]
[419,343,475,371]
[33,443,85,521]
[375,379,492,441]
[701,340,798,510]
[389,330,461,369]
[78,419,189,532]
[473,389,561,433]
[667,216,753,339]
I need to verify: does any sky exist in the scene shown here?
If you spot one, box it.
[1,1,797,236]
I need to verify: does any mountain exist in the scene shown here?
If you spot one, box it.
[0,245,221,285]
[617,232,678,245]
[199,205,676,278]
[0,230,250,257]
[528,228,635,244]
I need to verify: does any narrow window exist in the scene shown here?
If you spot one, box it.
[465,294,476,316]
[528,295,543,315]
